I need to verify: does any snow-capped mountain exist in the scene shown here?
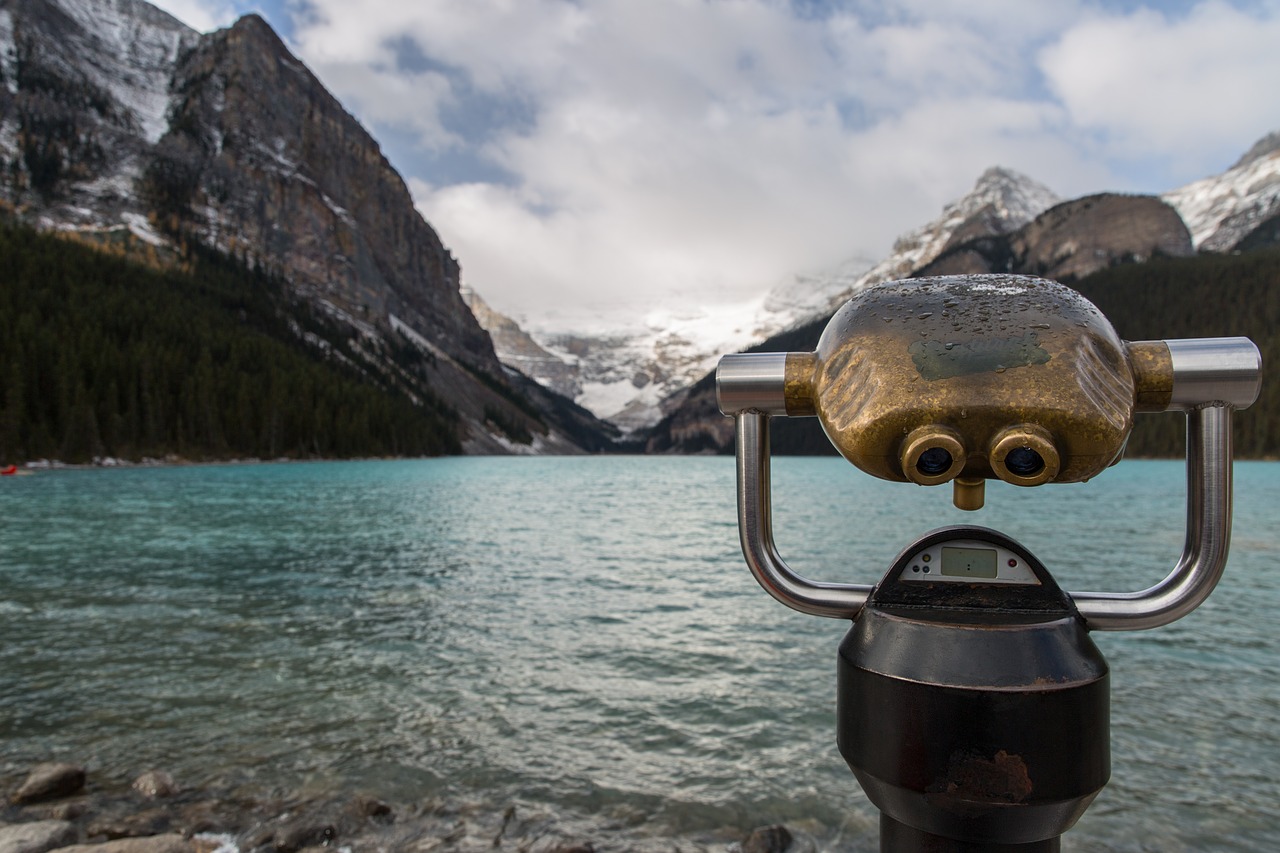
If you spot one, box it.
[477,167,1061,431]
[758,166,1062,329]
[476,297,769,434]
[1163,131,1280,252]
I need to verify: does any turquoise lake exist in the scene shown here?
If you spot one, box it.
[1,456,1277,850]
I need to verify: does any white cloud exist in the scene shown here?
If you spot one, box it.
[1039,1,1280,171]
[289,0,590,94]
[145,0,239,32]
[162,0,1280,328]
[310,62,461,152]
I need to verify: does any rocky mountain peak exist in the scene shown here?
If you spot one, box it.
[919,192,1193,281]
[462,287,582,400]
[143,6,493,365]
[767,166,1061,322]
[1232,130,1280,170]
[1163,129,1280,253]
[969,166,1063,225]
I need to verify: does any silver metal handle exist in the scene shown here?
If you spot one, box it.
[735,412,872,619]
[1056,338,1257,629]
[717,352,788,415]
[1074,404,1232,630]
[1164,337,1261,410]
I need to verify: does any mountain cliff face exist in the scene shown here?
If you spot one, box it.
[154,14,490,363]
[813,167,1062,310]
[0,0,616,453]
[0,0,192,218]
[461,287,581,399]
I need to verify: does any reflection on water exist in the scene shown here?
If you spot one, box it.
[0,457,1276,851]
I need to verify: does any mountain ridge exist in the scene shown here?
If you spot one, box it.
[477,133,1280,431]
[641,175,1276,455]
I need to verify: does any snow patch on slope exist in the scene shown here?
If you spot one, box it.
[1163,141,1280,252]
[524,297,765,432]
[53,0,196,144]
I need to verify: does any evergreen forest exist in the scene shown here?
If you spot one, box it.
[0,221,461,465]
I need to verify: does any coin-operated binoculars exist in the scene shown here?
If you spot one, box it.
[716,274,1261,852]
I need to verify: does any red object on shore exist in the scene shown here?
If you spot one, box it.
[1,465,17,476]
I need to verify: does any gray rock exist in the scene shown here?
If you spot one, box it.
[0,820,78,853]
[19,802,87,823]
[87,807,173,841]
[11,765,86,805]
[742,824,792,853]
[344,794,392,819]
[52,835,192,853]
[130,773,179,801]
[248,818,337,853]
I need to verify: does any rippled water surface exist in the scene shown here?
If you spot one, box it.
[1,457,1277,850]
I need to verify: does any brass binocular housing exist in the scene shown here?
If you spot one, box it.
[718,274,1261,509]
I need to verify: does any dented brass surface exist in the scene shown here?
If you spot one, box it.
[809,275,1138,485]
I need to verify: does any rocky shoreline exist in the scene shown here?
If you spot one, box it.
[1,763,810,853]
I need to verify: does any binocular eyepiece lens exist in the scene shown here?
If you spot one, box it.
[916,447,954,477]
[1004,446,1045,477]
[900,427,967,486]
[990,425,1061,487]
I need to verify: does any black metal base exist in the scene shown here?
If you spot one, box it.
[881,814,1060,853]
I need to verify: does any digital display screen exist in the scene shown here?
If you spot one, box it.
[941,546,998,579]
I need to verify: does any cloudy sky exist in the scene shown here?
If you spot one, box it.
[149,0,1280,330]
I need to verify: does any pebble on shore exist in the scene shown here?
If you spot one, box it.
[11,765,87,806]
[129,775,179,803]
